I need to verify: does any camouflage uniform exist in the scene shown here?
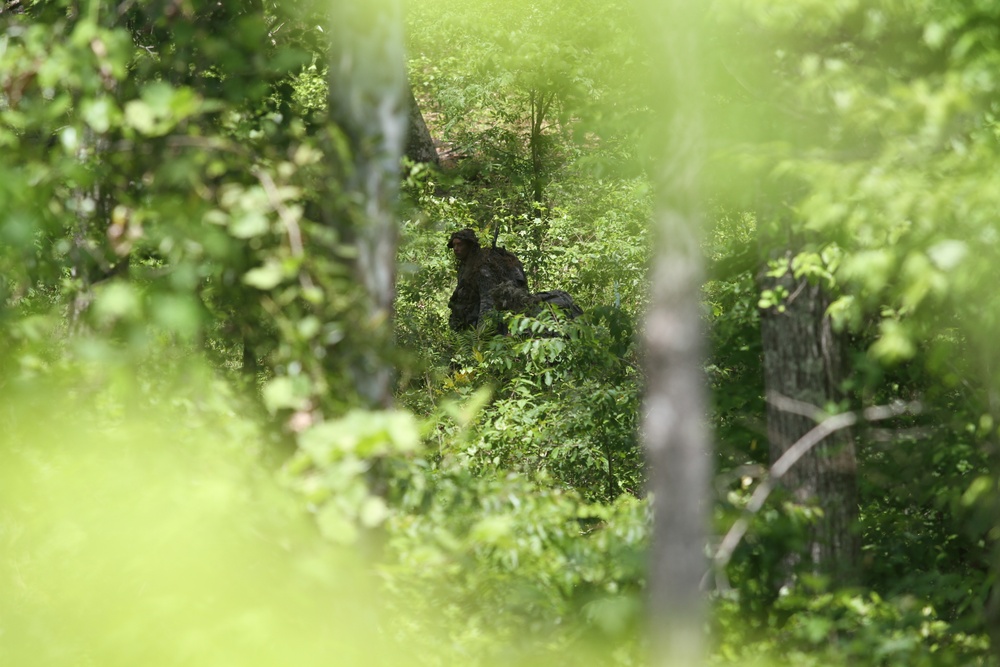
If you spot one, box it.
[491,282,584,320]
[447,229,527,331]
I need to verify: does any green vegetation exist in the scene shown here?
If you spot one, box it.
[1,0,999,665]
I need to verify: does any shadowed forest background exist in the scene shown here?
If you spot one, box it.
[2,1,1000,665]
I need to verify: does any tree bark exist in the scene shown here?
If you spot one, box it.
[642,3,710,666]
[327,1,407,408]
[760,254,860,586]
[644,230,710,667]
[404,81,439,167]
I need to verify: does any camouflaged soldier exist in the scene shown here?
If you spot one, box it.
[446,228,527,331]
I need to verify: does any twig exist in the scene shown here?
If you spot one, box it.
[252,167,315,291]
[783,277,808,305]
[709,397,920,591]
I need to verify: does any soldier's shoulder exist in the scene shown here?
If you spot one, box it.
[486,246,522,262]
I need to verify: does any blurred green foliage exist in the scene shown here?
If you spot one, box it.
[0,361,384,667]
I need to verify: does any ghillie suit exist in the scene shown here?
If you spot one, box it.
[447,230,527,331]
[491,281,584,322]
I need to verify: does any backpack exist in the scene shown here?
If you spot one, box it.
[534,290,584,319]
[483,246,527,289]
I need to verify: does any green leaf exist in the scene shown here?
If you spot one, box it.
[151,293,202,340]
[297,316,321,339]
[961,476,993,507]
[926,239,967,271]
[142,81,176,116]
[469,515,514,545]
[385,411,421,452]
[442,386,492,427]
[242,261,285,289]
[869,320,916,364]
[826,295,860,332]
[124,83,205,136]
[923,22,947,50]
[82,97,119,134]
[59,126,80,153]
[358,496,390,528]
[802,616,833,643]
[124,99,156,135]
[228,210,270,239]
[298,421,342,463]
[92,282,141,323]
[262,377,308,413]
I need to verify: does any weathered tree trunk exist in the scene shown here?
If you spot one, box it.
[760,254,859,586]
[404,82,439,167]
[327,1,407,408]
[643,3,710,666]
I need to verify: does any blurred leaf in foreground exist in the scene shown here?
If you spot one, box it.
[0,367,387,667]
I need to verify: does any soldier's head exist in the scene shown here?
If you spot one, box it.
[447,228,479,261]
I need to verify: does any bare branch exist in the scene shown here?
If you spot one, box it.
[765,391,828,422]
[710,399,920,590]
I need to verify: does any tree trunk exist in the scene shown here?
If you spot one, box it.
[644,230,710,667]
[404,82,439,167]
[642,3,710,666]
[523,88,554,292]
[67,127,112,331]
[327,1,407,408]
[760,254,860,586]
[528,88,552,212]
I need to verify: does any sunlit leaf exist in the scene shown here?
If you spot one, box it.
[243,261,285,289]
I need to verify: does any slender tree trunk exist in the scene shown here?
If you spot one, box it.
[327,1,407,408]
[528,88,552,212]
[760,253,860,586]
[67,127,111,331]
[644,184,710,667]
[643,3,710,666]
[525,89,554,292]
[241,332,258,379]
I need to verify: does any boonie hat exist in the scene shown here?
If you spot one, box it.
[447,228,479,248]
